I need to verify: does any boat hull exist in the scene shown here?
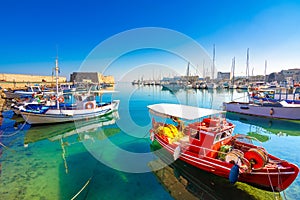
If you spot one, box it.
[21,100,120,124]
[223,102,300,120]
[154,135,299,192]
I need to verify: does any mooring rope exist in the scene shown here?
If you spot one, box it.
[60,138,69,174]
[71,177,92,200]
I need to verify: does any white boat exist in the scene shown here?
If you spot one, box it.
[237,84,248,90]
[4,85,55,99]
[223,100,300,120]
[20,58,120,125]
[206,82,218,89]
[11,97,46,115]
[20,91,120,125]
[229,84,237,89]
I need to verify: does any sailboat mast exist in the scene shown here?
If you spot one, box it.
[55,57,60,109]
[212,44,215,80]
[231,57,235,85]
[186,62,190,77]
[202,60,205,78]
[246,48,250,79]
[264,60,267,83]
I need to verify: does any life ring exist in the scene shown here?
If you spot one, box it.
[270,108,274,116]
[58,96,64,103]
[85,102,95,109]
[51,96,56,101]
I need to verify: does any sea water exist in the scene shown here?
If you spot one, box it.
[0,82,299,199]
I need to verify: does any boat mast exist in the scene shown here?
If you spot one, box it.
[202,60,205,78]
[264,60,267,83]
[231,57,235,86]
[212,44,215,80]
[246,48,250,80]
[186,62,190,77]
[55,57,60,109]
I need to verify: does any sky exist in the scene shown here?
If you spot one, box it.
[1,0,300,81]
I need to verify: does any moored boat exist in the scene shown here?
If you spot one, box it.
[148,103,299,192]
[223,101,300,120]
[4,85,55,99]
[20,92,120,125]
[19,58,120,125]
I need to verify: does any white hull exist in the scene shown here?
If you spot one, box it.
[21,100,120,124]
[4,91,55,99]
[223,102,300,120]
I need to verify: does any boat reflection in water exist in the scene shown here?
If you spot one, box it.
[226,112,300,136]
[24,111,120,147]
[150,140,281,200]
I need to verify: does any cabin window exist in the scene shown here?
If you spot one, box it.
[86,96,95,101]
[214,131,230,143]
[190,129,200,140]
[214,134,221,143]
[33,87,40,92]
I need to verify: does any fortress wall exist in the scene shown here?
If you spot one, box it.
[99,74,115,83]
[0,73,67,89]
[0,73,66,83]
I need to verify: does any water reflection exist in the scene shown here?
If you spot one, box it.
[24,111,120,146]
[0,111,122,199]
[226,112,300,136]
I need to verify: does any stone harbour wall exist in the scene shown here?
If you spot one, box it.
[0,73,67,83]
[0,73,67,89]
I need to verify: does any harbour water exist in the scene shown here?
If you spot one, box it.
[0,82,299,199]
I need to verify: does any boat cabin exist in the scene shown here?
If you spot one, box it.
[148,103,235,158]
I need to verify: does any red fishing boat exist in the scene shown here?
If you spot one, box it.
[148,103,299,192]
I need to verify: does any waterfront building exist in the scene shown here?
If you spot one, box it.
[217,72,230,80]
[70,72,114,84]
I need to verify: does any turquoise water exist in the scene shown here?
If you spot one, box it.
[0,82,299,199]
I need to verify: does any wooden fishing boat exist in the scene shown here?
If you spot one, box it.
[20,92,119,125]
[19,58,120,125]
[4,85,55,99]
[148,103,299,192]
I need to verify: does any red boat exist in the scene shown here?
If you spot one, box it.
[148,103,299,192]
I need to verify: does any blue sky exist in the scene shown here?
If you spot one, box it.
[0,0,300,81]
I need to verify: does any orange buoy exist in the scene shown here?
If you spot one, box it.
[244,148,268,170]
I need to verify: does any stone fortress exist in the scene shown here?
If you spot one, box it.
[0,72,114,89]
